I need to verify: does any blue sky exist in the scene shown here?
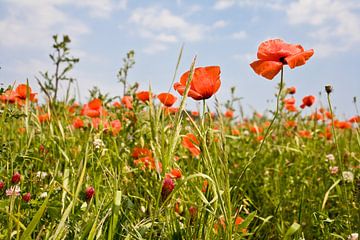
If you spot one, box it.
[1,0,359,117]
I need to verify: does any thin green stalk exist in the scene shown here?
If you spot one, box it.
[235,67,284,184]
[326,92,343,171]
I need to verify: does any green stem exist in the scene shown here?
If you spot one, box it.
[235,67,284,184]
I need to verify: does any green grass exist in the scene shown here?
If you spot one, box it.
[0,69,359,239]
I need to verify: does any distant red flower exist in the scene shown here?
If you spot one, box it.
[22,192,31,202]
[191,111,199,117]
[88,98,102,110]
[349,115,360,123]
[165,168,182,179]
[157,93,177,107]
[0,90,17,103]
[136,91,152,103]
[0,84,37,105]
[300,95,315,109]
[283,97,295,105]
[285,120,297,128]
[15,84,37,103]
[0,181,4,190]
[287,86,296,94]
[250,39,314,80]
[285,103,297,112]
[110,119,122,135]
[174,66,221,100]
[132,147,152,158]
[121,96,133,109]
[182,133,200,157]
[72,117,84,128]
[113,101,122,108]
[81,98,106,118]
[38,113,50,123]
[298,130,312,138]
[225,109,234,119]
[334,120,351,129]
[309,112,323,121]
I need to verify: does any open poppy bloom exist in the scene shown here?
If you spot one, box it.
[250,39,314,80]
[174,66,221,100]
[0,84,37,105]
[157,93,177,107]
[136,91,152,103]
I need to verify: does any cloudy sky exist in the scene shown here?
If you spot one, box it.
[1,0,359,117]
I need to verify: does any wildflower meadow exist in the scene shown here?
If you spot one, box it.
[0,36,359,240]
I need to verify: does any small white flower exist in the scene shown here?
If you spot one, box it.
[342,171,354,182]
[325,154,335,162]
[93,138,105,149]
[329,166,339,175]
[243,130,250,136]
[6,185,21,197]
[39,192,48,198]
[36,171,48,179]
[348,233,358,240]
[140,205,146,213]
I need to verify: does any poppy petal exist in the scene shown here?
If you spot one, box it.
[250,60,283,80]
[285,49,314,69]
[257,39,303,61]
[191,66,220,99]
[174,83,203,100]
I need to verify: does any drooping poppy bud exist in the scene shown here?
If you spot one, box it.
[11,172,21,184]
[22,192,31,202]
[85,186,95,201]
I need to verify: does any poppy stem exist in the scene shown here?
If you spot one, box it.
[235,67,284,184]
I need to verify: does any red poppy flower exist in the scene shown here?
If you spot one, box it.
[16,84,37,102]
[174,66,221,100]
[182,133,200,156]
[224,109,234,119]
[121,96,133,109]
[300,95,315,109]
[287,86,296,94]
[73,117,84,128]
[250,39,314,80]
[136,91,152,103]
[349,115,360,123]
[1,90,18,103]
[110,119,122,135]
[157,93,177,107]
[283,97,295,105]
[88,98,102,110]
[38,113,50,123]
[298,130,312,138]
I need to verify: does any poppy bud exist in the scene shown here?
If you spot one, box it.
[85,186,95,201]
[189,206,197,217]
[11,172,21,184]
[0,181,4,190]
[325,85,333,94]
[161,178,175,200]
[22,192,31,202]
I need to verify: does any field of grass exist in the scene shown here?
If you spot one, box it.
[0,37,359,239]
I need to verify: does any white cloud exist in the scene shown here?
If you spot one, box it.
[214,0,285,10]
[0,1,90,49]
[129,6,213,54]
[213,20,228,28]
[231,30,247,40]
[286,0,360,57]
[214,0,236,10]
